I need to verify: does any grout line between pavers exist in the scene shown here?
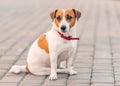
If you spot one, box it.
[16,73,28,86]
[106,1,116,85]
[40,75,49,86]
[89,0,100,85]
[113,1,120,86]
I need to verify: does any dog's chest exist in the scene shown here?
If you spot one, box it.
[58,49,69,62]
[58,41,73,61]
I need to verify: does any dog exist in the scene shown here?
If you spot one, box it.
[9,8,81,80]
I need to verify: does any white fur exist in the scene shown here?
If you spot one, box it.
[9,9,79,80]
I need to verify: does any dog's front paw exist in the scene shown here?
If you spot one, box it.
[69,69,77,75]
[49,73,57,80]
[67,67,77,75]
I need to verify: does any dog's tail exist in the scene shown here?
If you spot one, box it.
[9,64,29,74]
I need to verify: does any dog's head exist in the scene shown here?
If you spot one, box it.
[50,9,81,33]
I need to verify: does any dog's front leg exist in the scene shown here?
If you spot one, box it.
[66,57,77,75]
[49,53,58,80]
[66,46,77,75]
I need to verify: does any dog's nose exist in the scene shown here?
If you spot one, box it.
[60,25,66,32]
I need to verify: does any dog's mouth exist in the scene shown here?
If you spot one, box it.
[61,29,67,33]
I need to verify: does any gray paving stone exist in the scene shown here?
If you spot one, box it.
[74,68,92,73]
[69,73,91,80]
[93,65,112,70]
[19,83,41,86]
[78,46,94,52]
[93,59,112,64]
[93,69,113,74]
[92,72,113,77]
[67,83,89,86]
[0,64,12,69]
[67,79,90,84]
[76,52,93,57]
[74,62,92,68]
[91,76,114,83]
[0,69,7,73]
[0,83,18,86]
[115,81,120,86]
[43,79,66,86]
[91,83,114,86]
[0,76,22,83]
[75,57,92,62]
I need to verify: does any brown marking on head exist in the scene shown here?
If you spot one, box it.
[50,9,63,27]
[54,9,63,27]
[65,9,76,28]
[37,34,49,53]
[65,9,81,28]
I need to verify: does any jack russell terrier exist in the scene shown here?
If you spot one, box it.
[9,8,81,80]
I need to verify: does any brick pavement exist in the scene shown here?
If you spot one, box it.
[0,0,120,86]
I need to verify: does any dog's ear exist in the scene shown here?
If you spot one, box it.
[72,9,81,20]
[50,9,58,21]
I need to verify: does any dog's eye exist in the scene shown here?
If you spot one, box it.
[66,15,72,20]
[56,16,61,21]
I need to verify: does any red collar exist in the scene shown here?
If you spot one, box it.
[57,31,80,40]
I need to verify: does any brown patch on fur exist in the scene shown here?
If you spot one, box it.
[37,34,49,53]
[65,9,76,28]
[54,9,63,27]
[26,64,30,73]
